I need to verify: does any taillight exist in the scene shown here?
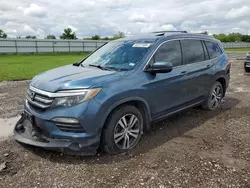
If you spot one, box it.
[228,61,232,68]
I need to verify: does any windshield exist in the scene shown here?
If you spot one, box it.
[81,40,153,71]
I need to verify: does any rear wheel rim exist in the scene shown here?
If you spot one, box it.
[211,85,222,109]
[114,114,140,150]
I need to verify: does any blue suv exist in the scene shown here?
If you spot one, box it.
[14,31,231,155]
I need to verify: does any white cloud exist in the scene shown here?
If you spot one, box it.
[23,25,35,33]
[128,13,147,23]
[160,24,177,31]
[225,5,250,19]
[67,25,78,32]
[238,20,249,27]
[0,0,250,38]
[21,3,47,17]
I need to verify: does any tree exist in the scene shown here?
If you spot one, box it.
[45,34,56,39]
[102,36,110,40]
[200,31,208,35]
[91,35,101,40]
[25,35,36,39]
[212,33,250,42]
[227,33,241,42]
[112,31,125,40]
[60,28,77,39]
[241,35,250,42]
[0,29,7,38]
[213,34,230,42]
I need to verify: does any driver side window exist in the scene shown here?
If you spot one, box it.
[150,40,182,67]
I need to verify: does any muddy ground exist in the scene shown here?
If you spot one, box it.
[0,52,250,188]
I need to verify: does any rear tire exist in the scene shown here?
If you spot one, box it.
[202,81,223,110]
[101,105,143,154]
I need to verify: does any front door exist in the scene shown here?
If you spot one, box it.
[145,40,190,119]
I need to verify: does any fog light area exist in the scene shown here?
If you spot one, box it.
[52,117,79,124]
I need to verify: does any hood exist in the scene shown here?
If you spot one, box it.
[31,65,125,92]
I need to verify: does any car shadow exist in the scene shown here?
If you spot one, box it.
[23,96,240,165]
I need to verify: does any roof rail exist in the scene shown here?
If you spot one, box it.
[152,30,187,36]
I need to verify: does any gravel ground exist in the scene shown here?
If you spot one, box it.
[0,52,250,188]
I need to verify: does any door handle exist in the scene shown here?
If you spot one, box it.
[180,71,187,75]
[206,64,212,68]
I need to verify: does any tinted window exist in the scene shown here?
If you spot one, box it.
[81,41,153,71]
[205,41,222,59]
[152,40,182,67]
[182,39,205,64]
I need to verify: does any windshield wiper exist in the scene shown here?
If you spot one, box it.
[89,64,114,71]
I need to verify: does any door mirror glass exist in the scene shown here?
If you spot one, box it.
[146,61,173,73]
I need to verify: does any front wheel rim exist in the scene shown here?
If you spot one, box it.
[211,85,222,109]
[114,114,140,150]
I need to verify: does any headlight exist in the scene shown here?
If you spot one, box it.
[51,88,102,108]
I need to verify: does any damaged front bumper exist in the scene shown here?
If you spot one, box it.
[13,112,99,155]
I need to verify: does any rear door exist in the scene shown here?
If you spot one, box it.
[181,39,213,103]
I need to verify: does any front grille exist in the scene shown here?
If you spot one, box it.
[27,88,54,109]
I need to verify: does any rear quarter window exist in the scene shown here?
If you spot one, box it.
[204,41,222,59]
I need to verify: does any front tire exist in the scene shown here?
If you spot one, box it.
[245,66,250,72]
[202,81,223,110]
[101,105,143,154]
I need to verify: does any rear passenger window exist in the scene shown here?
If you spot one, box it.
[152,40,182,67]
[182,39,205,64]
[204,41,222,59]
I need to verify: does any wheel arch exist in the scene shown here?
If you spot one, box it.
[215,76,227,97]
[100,97,152,132]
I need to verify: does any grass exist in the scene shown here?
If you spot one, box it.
[0,53,89,81]
[225,47,250,52]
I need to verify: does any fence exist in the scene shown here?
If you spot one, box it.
[0,39,250,54]
[0,39,108,54]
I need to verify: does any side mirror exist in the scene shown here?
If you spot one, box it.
[145,61,173,73]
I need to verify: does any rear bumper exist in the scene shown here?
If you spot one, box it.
[14,113,99,155]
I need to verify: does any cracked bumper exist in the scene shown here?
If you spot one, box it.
[14,113,99,155]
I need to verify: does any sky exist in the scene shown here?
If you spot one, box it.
[0,0,250,38]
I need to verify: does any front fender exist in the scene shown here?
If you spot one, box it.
[96,95,151,131]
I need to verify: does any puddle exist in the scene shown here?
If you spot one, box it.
[0,116,20,140]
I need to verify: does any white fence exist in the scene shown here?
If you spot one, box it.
[0,39,108,54]
[0,39,250,54]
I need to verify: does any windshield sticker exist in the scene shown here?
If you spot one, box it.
[132,43,151,48]
[129,63,135,66]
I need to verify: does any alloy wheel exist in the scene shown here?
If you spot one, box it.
[211,85,223,109]
[113,114,140,149]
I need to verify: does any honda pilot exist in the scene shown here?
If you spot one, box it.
[14,31,231,155]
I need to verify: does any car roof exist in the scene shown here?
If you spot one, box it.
[118,32,218,43]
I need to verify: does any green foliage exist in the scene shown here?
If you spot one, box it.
[112,31,125,40]
[45,35,56,39]
[25,36,37,39]
[60,28,77,39]
[213,33,250,42]
[91,35,101,40]
[0,53,89,81]
[102,36,110,40]
[0,29,7,38]
[83,32,125,41]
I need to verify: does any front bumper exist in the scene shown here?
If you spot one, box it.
[14,113,99,155]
